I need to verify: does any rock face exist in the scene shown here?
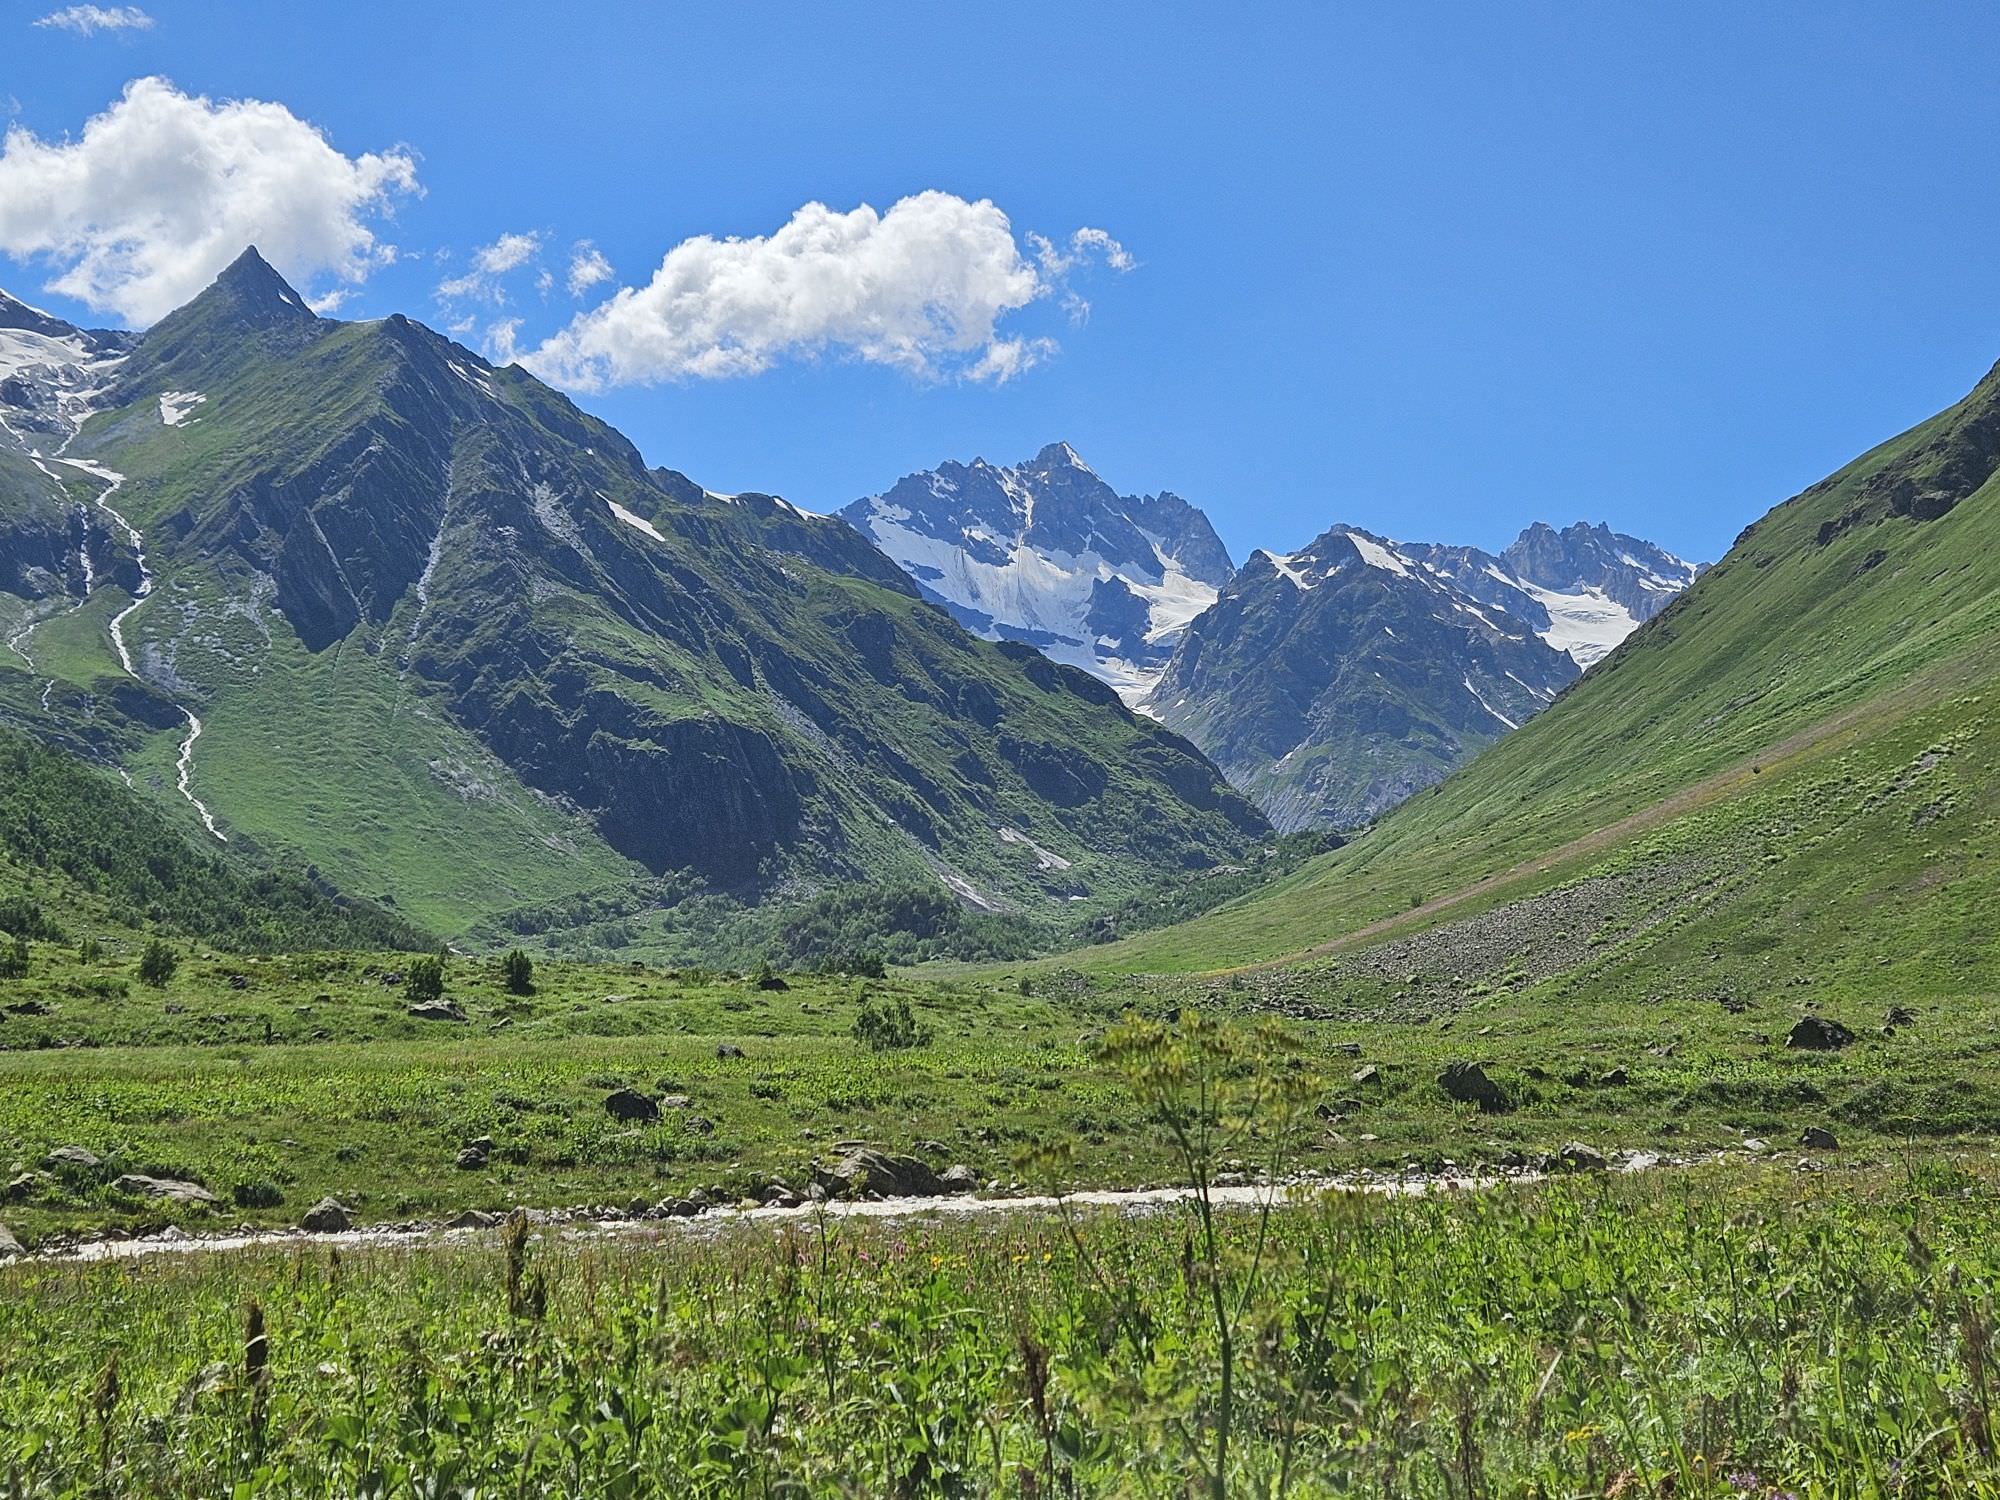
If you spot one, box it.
[841,443,1235,704]
[603,1088,660,1123]
[1148,522,1699,831]
[1787,1016,1856,1051]
[112,1174,218,1205]
[1437,1061,1510,1114]
[300,1197,351,1232]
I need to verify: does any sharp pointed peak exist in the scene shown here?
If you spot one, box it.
[1030,440,1092,471]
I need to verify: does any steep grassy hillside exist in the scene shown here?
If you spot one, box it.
[1079,356,2000,976]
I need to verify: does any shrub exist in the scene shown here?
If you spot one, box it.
[0,936,27,980]
[500,949,534,996]
[407,955,446,1005]
[137,938,178,988]
[853,994,933,1051]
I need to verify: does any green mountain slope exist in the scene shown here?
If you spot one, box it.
[0,251,1266,948]
[0,723,427,953]
[1077,356,2000,983]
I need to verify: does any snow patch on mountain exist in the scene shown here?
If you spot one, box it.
[842,444,1234,704]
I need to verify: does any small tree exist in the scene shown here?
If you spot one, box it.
[407,954,445,1005]
[501,948,535,996]
[137,938,178,988]
[0,936,27,980]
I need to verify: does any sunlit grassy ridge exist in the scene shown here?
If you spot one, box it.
[1077,360,2000,975]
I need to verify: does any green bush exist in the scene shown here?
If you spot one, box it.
[853,994,933,1051]
[501,948,535,996]
[0,935,28,980]
[137,938,178,988]
[408,955,446,1005]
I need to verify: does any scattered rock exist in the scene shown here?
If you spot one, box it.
[1334,1042,1362,1057]
[1886,1005,1917,1028]
[603,1088,661,1123]
[682,1115,716,1136]
[45,1145,103,1173]
[1742,1138,1770,1154]
[1556,1142,1608,1172]
[408,1002,468,1023]
[715,1043,746,1060]
[1598,1068,1630,1088]
[940,1164,978,1193]
[1786,1015,1855,1051]
[300,1197,351,1233]
[112,1174,219,1205]
[658,1095,694,1111]
[654,1198,701,1219]
[1352,1064,1381,1086]
[456,1137,493,1170]
[0,1221,21,1259]
[1437,1061,1510,1113]
[448,1209,500,1230]
[755,973,789,992]
[1800,1127,1839,1151]
[4,1171,46,1202]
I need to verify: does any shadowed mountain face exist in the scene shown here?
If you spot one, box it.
[840,444,1235,702]
[0,251,1267,940]
[1148,521,1699,832]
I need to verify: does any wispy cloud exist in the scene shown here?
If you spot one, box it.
[436,230,543,303]
[0,76,418,323]
[525,191,1131,390]
[566,242,613,297]
[33,5,154,34]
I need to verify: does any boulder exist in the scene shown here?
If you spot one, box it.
[1557,1142,1608,1172]
[408,1002,468,1023]
[0,1221,20,1260]
[456,1137,493,1170]
[715,1043,746,1060]
[658,1095,694,1111]
[4,1171,46,1202]
[1437,1061,1510,1113]
[1352,1064,1381,1086]
[653,1197,701,1219]
[300,1197,351,1233]
[45,1145,103,1173]
[1800,1127,1839,1151]
[603,1088,661,1123]
[682,1115,716,1136]
[939,1164,978,1194]
[1886,1005,1917,1028]
[1598,1068,1630,1088]
[1786,1016,1855,1051]
[113,1174,219,1205]
[815,1147,942,1200]
[447,1209,500,1230]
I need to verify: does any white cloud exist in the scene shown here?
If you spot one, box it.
[566,242,613,297]
[484,317,523,364]
[437,229,543,304]
[1028,225,1135,277]
[526,191,1126,390]
[33,5,153,34]
[0,77,418,324]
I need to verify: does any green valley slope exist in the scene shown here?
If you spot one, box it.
[1076,355,2000,993]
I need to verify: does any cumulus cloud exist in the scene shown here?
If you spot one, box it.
[0,77,418,324]
[525,191,1126,390]
[566,242,613,297]
[436,229,543,303]
[33,5,153,34]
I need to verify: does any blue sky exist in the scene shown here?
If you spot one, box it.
[6,2,2000,565]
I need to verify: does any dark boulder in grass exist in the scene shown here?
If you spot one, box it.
[409,1001,468,1022]
[939,1164,978,1194]
[604,1088,661,1123]
[1438,1061,1510,1113]
[814,1148,943,1199]
[300,1197,350,1232]
[455,1137,493,1170]
[113,1173,218,1205]
[715,1043,746,1060]
[44,1145,103,1175]
[1787,1016,1856,1051]
[1800,1127,1839,1150]
[1557,1141,1609,1171]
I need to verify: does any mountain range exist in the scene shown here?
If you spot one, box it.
[844,446,1698,831]
[0,251,1266,953]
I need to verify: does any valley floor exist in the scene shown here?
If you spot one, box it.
[5,1158,1999,1495]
